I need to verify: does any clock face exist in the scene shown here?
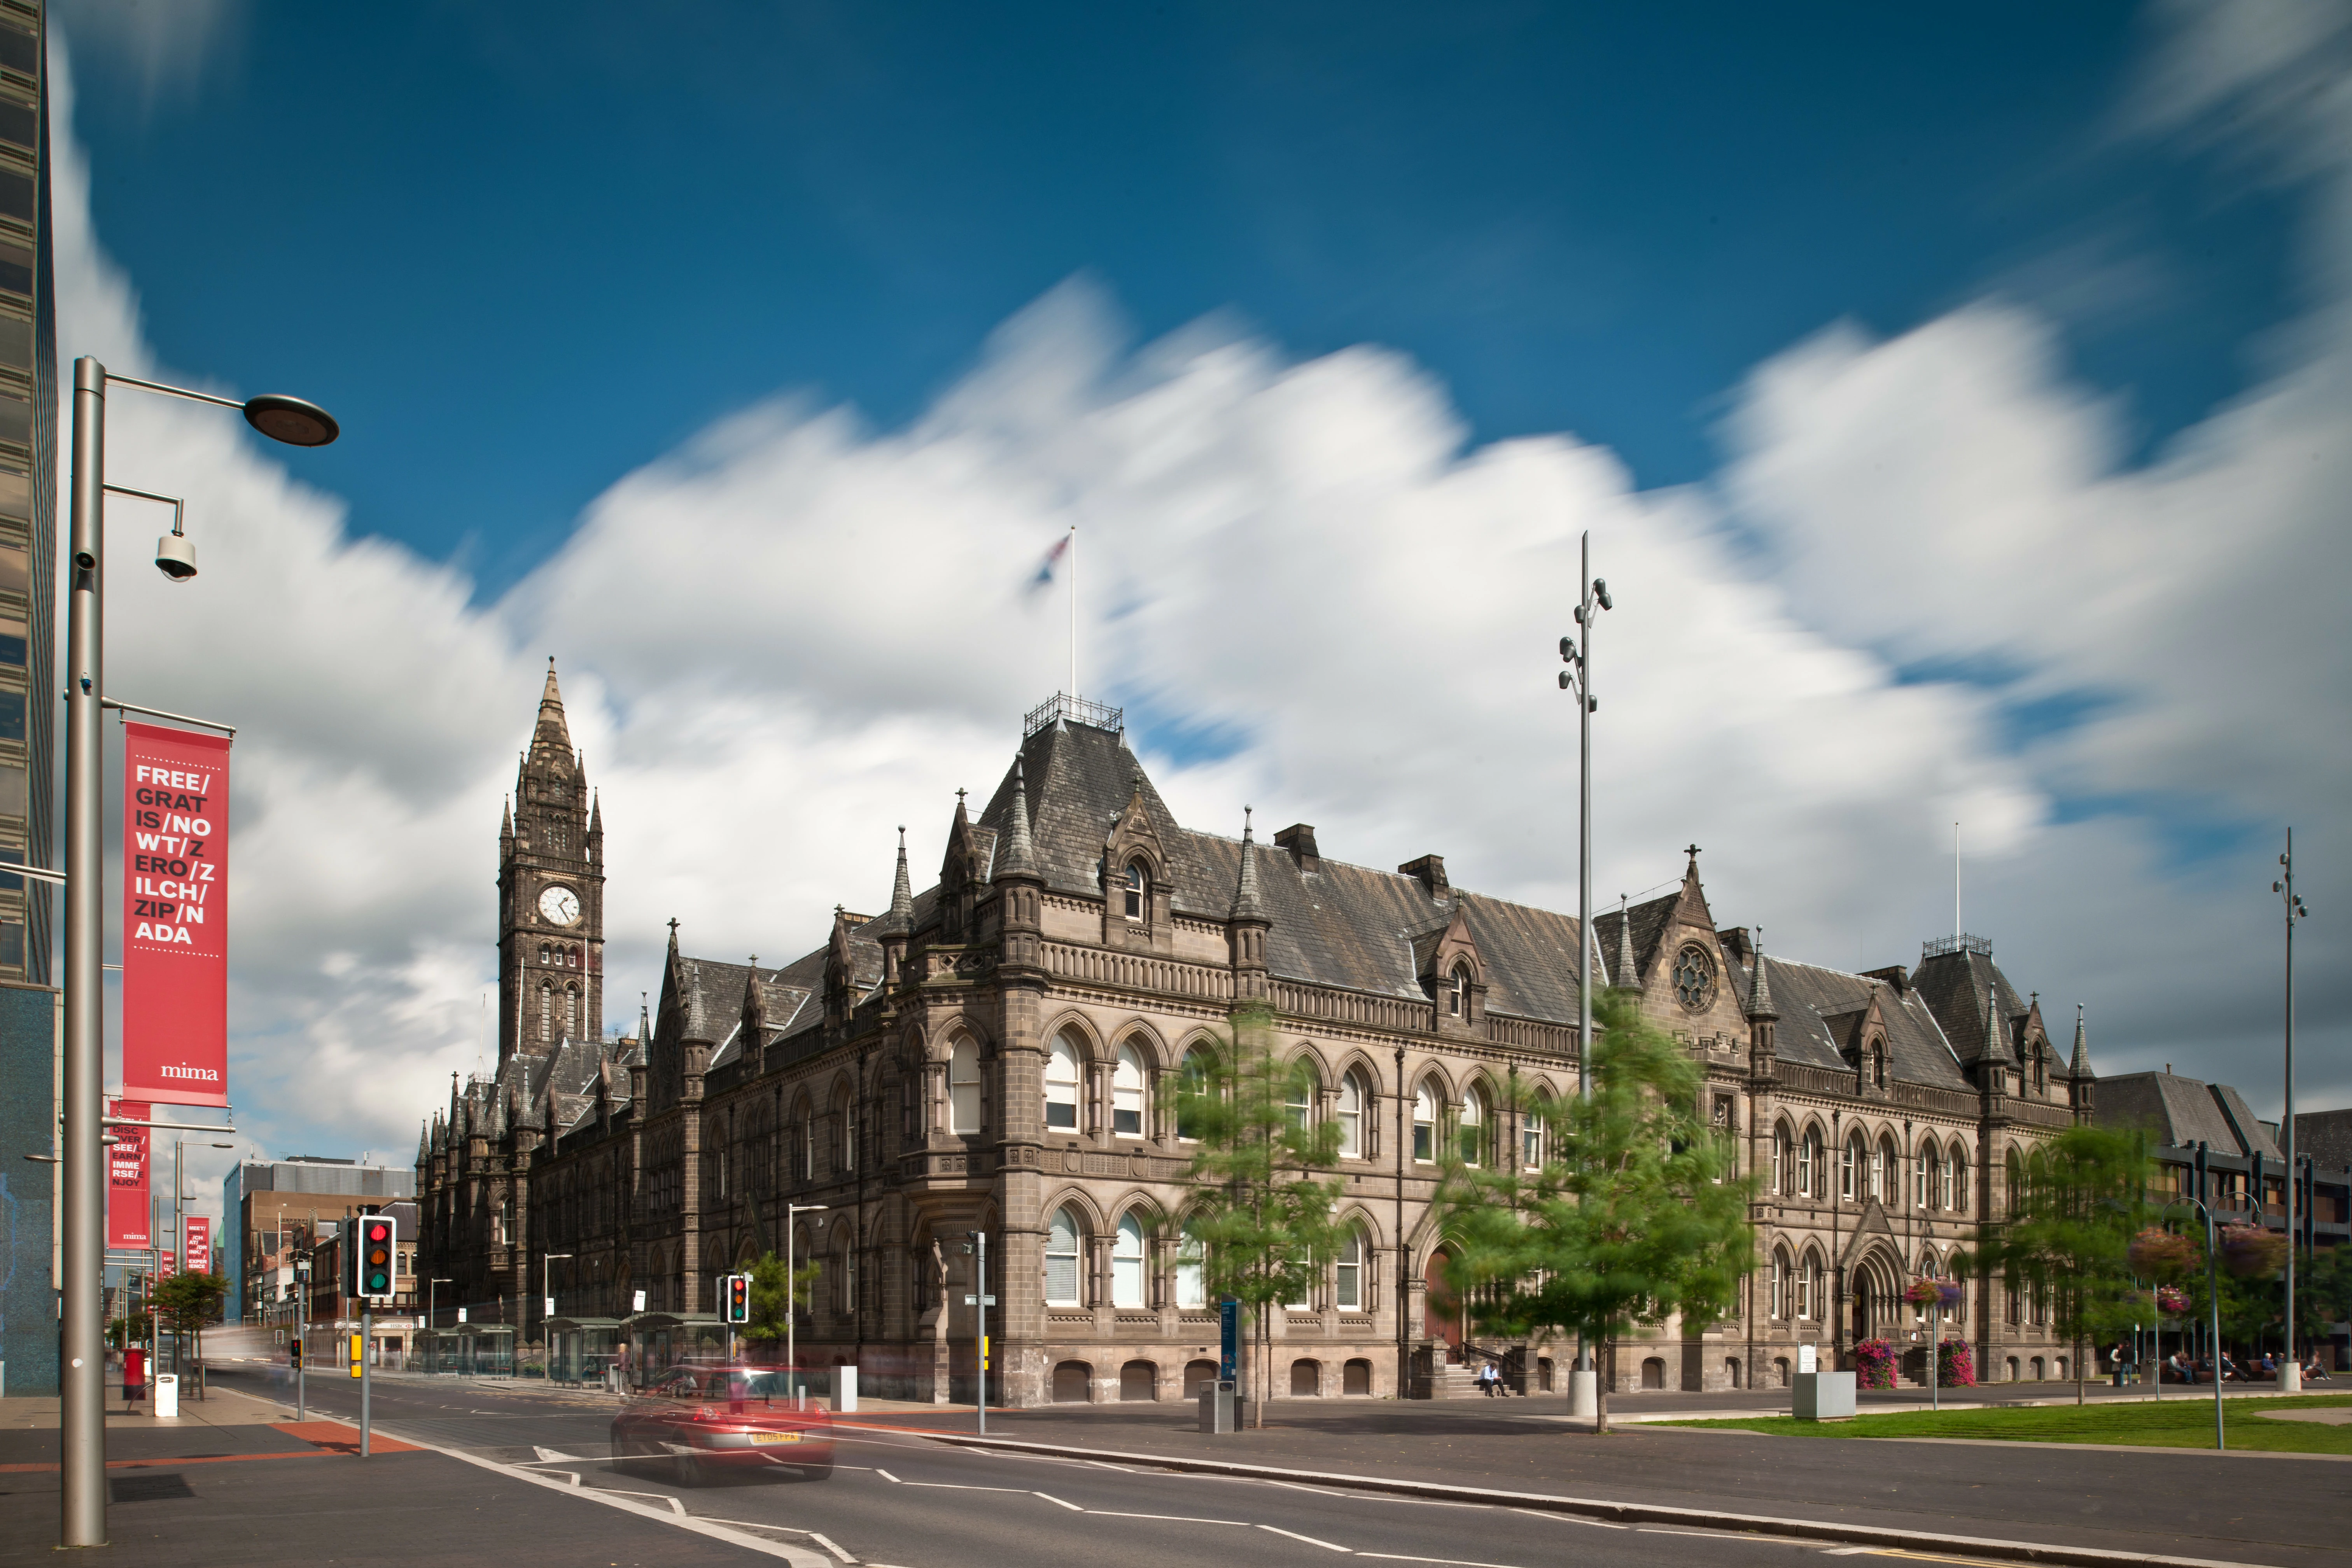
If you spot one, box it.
[539,885,581,926]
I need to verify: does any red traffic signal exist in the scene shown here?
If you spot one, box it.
[348,1213,399,1299]
[725,1273,751,1324]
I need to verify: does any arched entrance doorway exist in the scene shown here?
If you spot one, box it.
[1423,1249,1461,1352]
[1851,1248,1901,1346]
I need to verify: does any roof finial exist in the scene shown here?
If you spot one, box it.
[2070,1002,2093,1080]
[1231,806,1265,921]
[1615,892,1636,989]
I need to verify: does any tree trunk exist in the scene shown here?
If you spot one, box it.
[1594,1340,1611,1434]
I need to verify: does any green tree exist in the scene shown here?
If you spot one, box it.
[737,1250,821,1350]
[1180,1001,1347,1428]
[1435,990,1754,1434]
[150,1270,229,1370]
[2297,1244,2352,1358]
[1959,1125,2153,1405]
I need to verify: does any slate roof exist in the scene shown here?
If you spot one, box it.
[1730,954,1972,1089]
[1913,948,2034,1065]
[1591,894,1681,991]
[2096,1071,2285,1160]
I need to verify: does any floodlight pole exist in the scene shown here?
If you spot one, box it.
[2277,831,2306,1392]
[1558,530,1609,1418]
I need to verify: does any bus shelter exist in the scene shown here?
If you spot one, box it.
[413,1324,516,1377]
[619,1312,725,1390]
[545,1317,624,1388]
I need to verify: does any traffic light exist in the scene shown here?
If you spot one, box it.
[348,1213,397,1301]
[289,1338,303,1369]
[724,1273,751,1325]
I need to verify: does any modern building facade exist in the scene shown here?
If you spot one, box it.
[224,1155,415,1324]
[419,678,2098,1402]
[0,0,59,1398]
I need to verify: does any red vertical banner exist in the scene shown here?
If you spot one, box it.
[121,722,231,1106]
[106,1099,150,1250]
[184,1216,212,1276]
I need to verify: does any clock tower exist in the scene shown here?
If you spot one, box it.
[497,661,604,1063]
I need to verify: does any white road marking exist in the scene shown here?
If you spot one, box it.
[1508,1508,1624,1529]
[1085,1459,1136,1472]
[559,1472,581,1488]
[875,1468,900,1483]
[890,1480,1027,1492]
[533,1446,582,1462]
[1261,1479,1351,1497]
[1258,1524,1352,1552]
[810,1532,856,1563]
[1033,1491,1085,1510]
[1089,1512,1253,1525]
[1360,1556,1533,1568]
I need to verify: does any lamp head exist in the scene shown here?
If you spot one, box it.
[242,393,340,448]
[154,532,198,581]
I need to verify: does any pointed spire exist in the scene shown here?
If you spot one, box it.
[501,795,513,840]
[2070,1003,2093,1080]
[1231,806,1266,921]
[589,790,602,835]
[1746,927,1778,1020]
[1984,980,2009,1062]
[997,761,1040,881]
[891,826,915,912]
[1615,892,1637,989]
[535,657,572,747]
[638,990,652,1045]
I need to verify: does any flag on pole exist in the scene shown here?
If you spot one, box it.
[1026,531,1072,597]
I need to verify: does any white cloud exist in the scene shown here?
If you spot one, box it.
[43,6,2349,1213]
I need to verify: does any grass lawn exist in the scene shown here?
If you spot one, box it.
[1659,1393,2352,1453]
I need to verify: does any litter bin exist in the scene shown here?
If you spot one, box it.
[152,1373,179,1419]
[1791,1370,1853,1421]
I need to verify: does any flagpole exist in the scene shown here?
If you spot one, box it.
[1068,525,1079,699]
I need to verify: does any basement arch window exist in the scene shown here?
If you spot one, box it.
[1046,1206,1083,1306]
[1045,1036,1082,1131]
[1112,1213,1146,1308]
[948,1038,983,1135]
[1112,1045,1146,1136]
[1123,862,1146,921]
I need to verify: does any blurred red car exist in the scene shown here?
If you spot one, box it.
[611,1365,835,1485]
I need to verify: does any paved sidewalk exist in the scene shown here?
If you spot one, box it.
[0,1385,797,1565]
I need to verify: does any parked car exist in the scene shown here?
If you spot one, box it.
[611,1365,834,1486]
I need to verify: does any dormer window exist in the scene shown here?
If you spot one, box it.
[1448,965,1470,1017]
[1123,862,1146,920]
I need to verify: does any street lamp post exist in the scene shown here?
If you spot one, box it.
[1557,530,1610,1419]
[785,1204,827,1400]
[59,357,338,1547]
[2275,831,2308,1393]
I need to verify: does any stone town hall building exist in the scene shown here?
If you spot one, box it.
[417,673,2096,1402]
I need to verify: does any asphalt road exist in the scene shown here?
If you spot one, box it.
[205,1365,1916,1568]
[209,1363,2327,1568]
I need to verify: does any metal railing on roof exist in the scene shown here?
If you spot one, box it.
[1921,933,1993,959]
[1024,691,1123,738]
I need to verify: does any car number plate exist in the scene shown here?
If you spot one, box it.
[750,1432,802,1445]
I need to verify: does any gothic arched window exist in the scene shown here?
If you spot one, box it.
[1045,1035,1082,1130]
[1459,1085,1488,1166]
[1337,1071,1367,1159]
[538,981,553,1044]
[1113,1044,1147,1136]
[1045,1206,1084,1306]
[1448,965,1470,1017]
[1123,862,1146,920]
[1112,1213,1146,1308]
[539,942,551,966]
[564,985,579,1042]
[948,1038,983,1135]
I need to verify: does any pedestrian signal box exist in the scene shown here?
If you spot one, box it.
[348,1333,364,1379]
[724,1273,751,1324]
[289,1339,303,1368]
[349,1213,398,1301]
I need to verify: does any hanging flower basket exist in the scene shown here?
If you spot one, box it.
[2155,1284,2191,1315]
[1853,1337,1897,1390]
[2219,1224,2287,1279]
[1937,1339,1975,1386]
[1903,1279,1944,1308]
[2129,1228,2196,1281]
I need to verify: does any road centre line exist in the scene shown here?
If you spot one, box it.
[1258,1525,1352,1552]
[1360,1556,1543,1568]
[874,1468,900,1482]
[1260,1479,1351,1496]
[1034,1491,1085,1510]
[1089,1510,1251,1524]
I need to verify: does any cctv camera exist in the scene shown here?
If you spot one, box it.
[154,533,197,582]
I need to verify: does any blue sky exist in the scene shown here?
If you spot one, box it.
[72,4,2296,594]
[49,2,2349,1174]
